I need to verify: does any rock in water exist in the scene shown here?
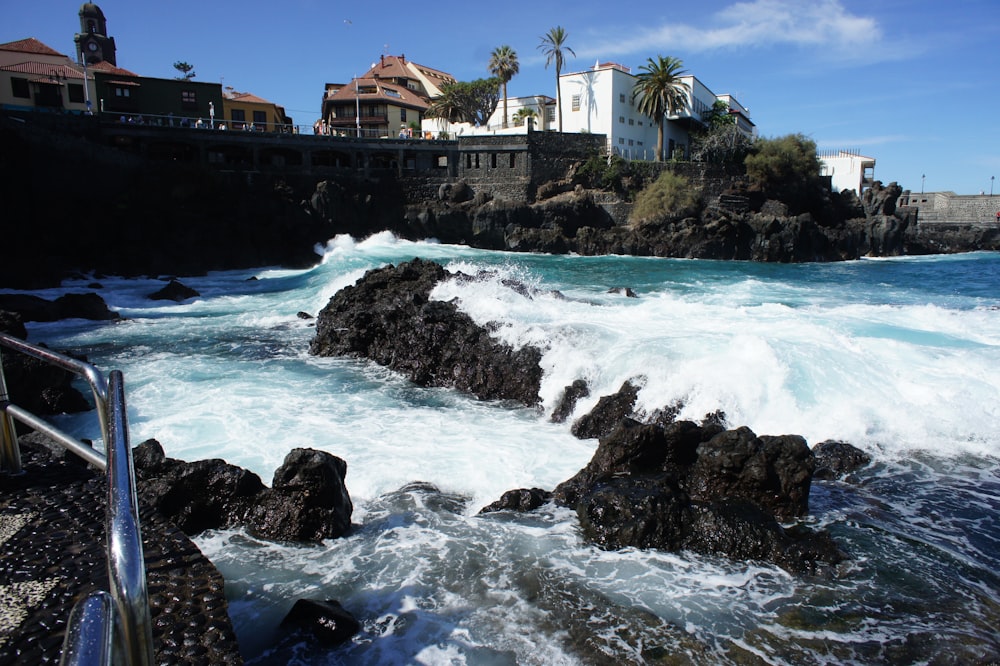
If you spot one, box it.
[280,599,360,646]
[309,258,543,406]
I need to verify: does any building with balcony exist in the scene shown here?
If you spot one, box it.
[321,55,456,138]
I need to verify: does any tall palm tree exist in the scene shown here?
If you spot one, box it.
[488,45,519,129]
[631,55,690,161]
[538,26,575,132]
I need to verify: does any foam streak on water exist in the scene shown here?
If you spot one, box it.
[13,235,1000,663]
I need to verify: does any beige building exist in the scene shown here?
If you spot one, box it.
[222,89,291,132]
[0,38,93,114]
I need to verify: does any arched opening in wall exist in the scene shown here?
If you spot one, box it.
[146,140,198,162]
[260,147,304,168]
[401,150,418,171]
[433,154,449,169]
[312,149,351,168]
[509,152,516,168]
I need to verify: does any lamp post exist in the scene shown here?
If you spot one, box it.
[355,75,361,138]
[921,174,925,195]
[991,175,995,197]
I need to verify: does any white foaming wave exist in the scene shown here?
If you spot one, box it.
[430,268,1000,460]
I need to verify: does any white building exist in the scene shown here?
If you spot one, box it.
[558,61,754,160]
[819,150,875,195]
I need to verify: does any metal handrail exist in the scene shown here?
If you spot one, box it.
[0,332,153,666]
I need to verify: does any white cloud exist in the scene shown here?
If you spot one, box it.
[581,0,883,59]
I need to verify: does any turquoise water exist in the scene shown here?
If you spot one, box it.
[17,236,1000,663]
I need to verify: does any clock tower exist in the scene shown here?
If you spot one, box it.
[74,3,117,66]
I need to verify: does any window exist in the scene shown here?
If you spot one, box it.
[68,84,85,103]
[571,94,580,111]
[618,138,625,145]
[546,107,555,122]
[628,118,634,125]
[618,116,624,124]
[400,108,407,122]
[114,86,130,98]
[628,139,634,146]
[253,110,267,127]
[231,109,246,123]
[181,90,197,109]
[619,93,625,103]
[11,77,29,98]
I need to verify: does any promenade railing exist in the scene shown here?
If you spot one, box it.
[0,332,153,666]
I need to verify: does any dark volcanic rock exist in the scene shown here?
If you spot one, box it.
[133,440,353,542]
[550,379,590,423]
[570,379,641,439]
[688,427,814,520]
[503,413,842,573]
[812,439,872,480]
[246,448,353,541]
[479,487,552,514]
[149,279,200,302]
[0,292,119,322]
[0,320,91,416]
[309,258,543,406]
[281,599,360,647]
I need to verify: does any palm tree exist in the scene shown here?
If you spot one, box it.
[513,106,538,128]
[631,55,690,161]
[488,45,519,129]
[538,26,575,132]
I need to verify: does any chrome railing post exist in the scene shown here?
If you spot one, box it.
[105,370,154,666]
[59,591,114,666]
[0,345,24,475]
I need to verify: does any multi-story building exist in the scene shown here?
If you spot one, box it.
[558,61,754,160]
[222,89,291,132]
[0,38,93,114]
[322,55,455,138]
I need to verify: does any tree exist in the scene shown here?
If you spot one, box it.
[172,61,195,80]
[538,26,575,132]
[631,55,690,161]
[513,106,537,127]
[426,78,500,128]
[744,133,823,212]
[488,45,519,129]
[692,101,752,165]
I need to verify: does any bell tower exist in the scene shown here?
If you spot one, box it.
[74,3,117,66]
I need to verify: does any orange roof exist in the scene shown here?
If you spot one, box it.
[0,61,86,80]
[89,61,139,77]
[326,77,430,110]
[224,91,273,104]
[0,37,65,57]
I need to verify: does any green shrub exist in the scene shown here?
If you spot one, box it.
[629,170,700,227]
[744,133,823,213]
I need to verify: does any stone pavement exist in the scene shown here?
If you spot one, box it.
[0,435,243,664]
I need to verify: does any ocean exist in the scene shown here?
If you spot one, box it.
[19,234,1000,664]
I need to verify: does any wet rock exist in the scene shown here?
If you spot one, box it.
[479,487,552,514]
[0,309,27,339]
[133,440,266,534]
[688,427,814,520]
[280,599,360,647]
[0,293,119,321]
[133,441,353,543]
[246,448,353,541]
[570,379,641,439]
[309,258,543,406]
[575,475,692,551]
[550,379,590,424]
[812,439,872,480]
[149,279,200,302]
[0,325,91,416]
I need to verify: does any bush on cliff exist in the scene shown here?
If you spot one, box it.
[575,154,659,199]
[745,134,824,214]
[629,170,701,227]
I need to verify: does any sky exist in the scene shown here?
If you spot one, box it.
[5,0,999,195]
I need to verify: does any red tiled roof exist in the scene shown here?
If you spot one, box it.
[0,37,65,57]
[325,77,429,110]
[0,61,85,80]
[225,91,273,104]
[89,61,139,77]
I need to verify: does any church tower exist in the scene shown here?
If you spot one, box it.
[74,3,117,66]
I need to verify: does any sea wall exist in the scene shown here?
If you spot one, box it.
[899,190,1000,224]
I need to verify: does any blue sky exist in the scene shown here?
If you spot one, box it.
[6,0,999,195]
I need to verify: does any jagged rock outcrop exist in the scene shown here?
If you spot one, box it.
[489,399,846,573]
[0,293,120,322]
[149,279,200,302]
[133,439,353,542]
[309,258,543,406]
[812,439,872,480]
